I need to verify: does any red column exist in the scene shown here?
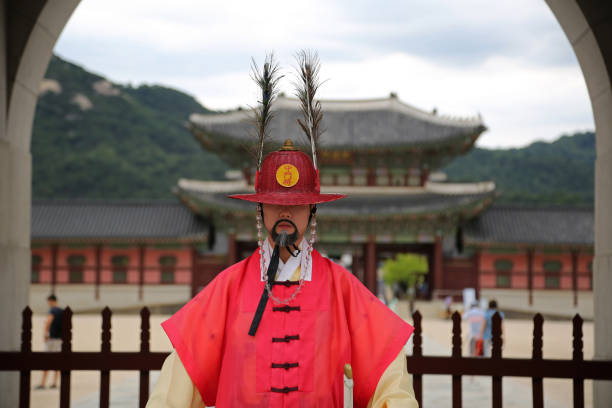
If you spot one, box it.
[365,236,377,294]
[474,249,482,299]
[138,245,145,301]
[51,244,58,295]
[227,233,237,266]
[420,168,430,186]
[367,168,376,186]
[572,250,579,307]
[527,249,534,306]
[352,254,364,283]
[432,236,443,299]
[243,168,252,185]
[94,244,102,300]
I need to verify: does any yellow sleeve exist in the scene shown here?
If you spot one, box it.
[367,349,419,408]
[146,350,205,408]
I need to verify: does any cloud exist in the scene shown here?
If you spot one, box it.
[59,0,575,66]
[140,52,593,148]
[54,0,594,148]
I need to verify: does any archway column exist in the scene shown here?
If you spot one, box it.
[0,27,32,396]
[1,2,81,404]
[547,2,612,406]
[0,137,31,407]
[593,90,612,407]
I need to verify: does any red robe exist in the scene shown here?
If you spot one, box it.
[162,249,413,408]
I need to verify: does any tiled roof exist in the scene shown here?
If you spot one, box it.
[323,193,492,215]
[190,95,485,148]
[31,200,209,241]
[464,205,593,246]
[179,186,494,216]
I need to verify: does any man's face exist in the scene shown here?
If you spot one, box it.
[262,204,312,245]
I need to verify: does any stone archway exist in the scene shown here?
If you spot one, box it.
[0,1,611,406]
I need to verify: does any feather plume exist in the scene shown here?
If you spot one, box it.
[294,50,324,170]
[250,54,282,171]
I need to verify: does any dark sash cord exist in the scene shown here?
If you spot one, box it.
[248,244,280,336]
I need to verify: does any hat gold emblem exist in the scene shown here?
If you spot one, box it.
[276,164,299,187]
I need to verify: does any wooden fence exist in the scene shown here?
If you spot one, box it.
[407,311,612,408]
[0,307,611,408]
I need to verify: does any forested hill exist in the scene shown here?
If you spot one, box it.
[32,55,594,204]
[32,55,228,199]
[442,131,595,205]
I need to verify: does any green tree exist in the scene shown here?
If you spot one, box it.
[382,253,428,287]
[383,253,428,313]
[383,254,427,293]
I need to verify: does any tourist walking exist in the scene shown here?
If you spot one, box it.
[463,301,485,357]
[480,300,505,357]
[36,294,63,390]
[444,295,453,319]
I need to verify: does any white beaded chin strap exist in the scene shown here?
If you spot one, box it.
[256,205,316,305]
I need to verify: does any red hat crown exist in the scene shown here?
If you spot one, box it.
[256,139,320,194]
[229,139,344,205]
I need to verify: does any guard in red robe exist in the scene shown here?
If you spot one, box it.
[147,53,418,408]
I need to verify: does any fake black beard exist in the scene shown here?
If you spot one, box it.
[270,218,299,248]
[248,218,300,337]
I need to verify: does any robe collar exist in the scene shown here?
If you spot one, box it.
[261,238,312,282]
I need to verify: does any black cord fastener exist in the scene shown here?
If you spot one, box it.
[271,362,299,370]
[273,306,301,313]
[271,386,299,394]
[271,281,299,287]
[272,334,300,343]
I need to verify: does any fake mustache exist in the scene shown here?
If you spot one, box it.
[270,219,299,247]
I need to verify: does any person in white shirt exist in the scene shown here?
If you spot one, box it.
[463,301,485,356]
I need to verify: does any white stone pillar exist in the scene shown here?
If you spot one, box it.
[592,66,612,408]
[0,2,28,406]
[546,2,612,405]
[0,2,80,406]
[0,131,31,408]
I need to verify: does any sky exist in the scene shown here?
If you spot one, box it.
[54,0,594,148]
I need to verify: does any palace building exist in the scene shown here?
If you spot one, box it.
[29,95,594,318]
